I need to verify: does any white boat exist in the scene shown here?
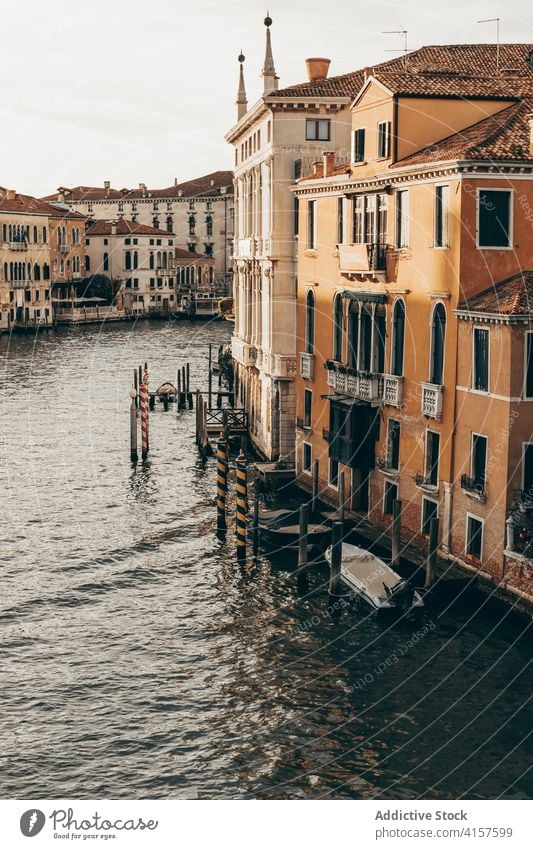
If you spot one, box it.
[325,542,424,612]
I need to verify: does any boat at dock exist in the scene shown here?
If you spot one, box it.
[325,542,424,613]
[258,508,330,556]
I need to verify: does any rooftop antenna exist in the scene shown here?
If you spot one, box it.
[383,29,409,71]
[477,17,501,74]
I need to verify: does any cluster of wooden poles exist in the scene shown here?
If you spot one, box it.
[176,363,194,411]
[130,363,149,463]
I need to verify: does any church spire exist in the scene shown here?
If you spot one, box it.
[236,51,248,121]
[262,12,278,94]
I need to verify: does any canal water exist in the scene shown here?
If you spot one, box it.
[0,320,531,800]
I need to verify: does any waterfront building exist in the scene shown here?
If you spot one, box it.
[0,189,84,329]
[292,43,533,601]
[85,219,177,316]
[43,171,234,285]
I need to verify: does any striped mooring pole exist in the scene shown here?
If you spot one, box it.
[216,437,228,535]
[235,450,248,560]
[140,370,149,460]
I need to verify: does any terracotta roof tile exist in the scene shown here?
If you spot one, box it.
[372,70,532,99]
[43,171,234,203]
[457,271,533,315]
[0,189,84,218]
[86,219,173,237]
[174,247,208,260]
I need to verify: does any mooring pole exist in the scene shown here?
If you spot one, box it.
[177,370,181,403]
[252,477,260,557]
[129,389,138,463]
[195,391,200,442]
[186,362,190,394]
[236,450,247,561]
[329,521,343,596]
[425,517,439,589]
[149,392,155,411]
[311,459,319,515]
[338,471,345,527]
[208,343,213,411]
[297,503,309,583]
[216,436,228,536]
[138,365,142,395]
[391,499,402,568]
[186,362,193,408]
[140,379,149,460]
[222,409,229,443]
[163,394,169,412]
[133,369,138,408]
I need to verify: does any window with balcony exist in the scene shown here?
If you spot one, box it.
[304,389,312,428]
[430,303,446,384]
[206,215,213,236]
[303,443,312,472]
[351,193,387,269]
[351,128,365,163]
[391,299,405,376]
[435,184,450,248]
[307,201,317,249]
[425,430,440,486]
[473,327,489,392]
[470,433,487,493]
[466,515,483,560]
[384,481,398,515]
[306,119,330,141]
[333,294,343,361]
[396,190,409,248]
[477,189,511,248]
[422,498,438,535]
[377,121,391,159]
[387,419,400,470]
[306,290,315,353]
[525,332,533,398]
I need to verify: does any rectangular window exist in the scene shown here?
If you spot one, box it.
[525,333,533,398]
[523,444,533,501]
[352,195,364,243]
[384,481,398,515]
[435,185,450,248]
[466,515,483,560]
[294,159,302,180]
[387,419,400,470]
[306,119,330,141]
[307,201,317,249]
[329,458,339,489]
[303,443,312,473]
[396,190,409,248]
[303,389,312,428]
[352,128,365,163]
[471,434,487,491]
[422,498,438,535]
[426,431,440,485]
[478,189,511,248]
[293,198,299,237]
[377,121,391,158]
[473,327,489,392]
[337,197,344,244]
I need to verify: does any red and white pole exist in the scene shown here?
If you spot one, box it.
[140,370,149,459]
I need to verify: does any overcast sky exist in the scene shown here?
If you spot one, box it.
[0,0,530,197]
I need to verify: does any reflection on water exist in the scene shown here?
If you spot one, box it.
[0,320,532,800]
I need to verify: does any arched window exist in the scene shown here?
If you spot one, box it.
[43,226,47,243]
[360,305,372,371]
[162,252,167,270]
[188,215,196,235]
[430,303,446,385]
[33,226,38,243]
[149,252,154,270]
[2,224,6,241]
[156,251,161,268]
[9,262,14,281]
[391,299,405,376]
[124,251,131,271]
[133,251,138,270]
[306,289,315,354]
[166,216,173,232]
[206,215,213,236]
[4,262,8,281]
[347,302,359,367]
[333,293,343,361]
[103,253,109,272]
[375,306,386,374]
[197,267,202,286]
[43,263,50,280]
[209,266,214,285]
[191,266,195,285]
[153,217,159,229]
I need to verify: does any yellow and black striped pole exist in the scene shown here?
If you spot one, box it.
[216,437,228,535]
[235,450,248,559]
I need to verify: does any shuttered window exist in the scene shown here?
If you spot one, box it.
[352,128,365,163]
[426,431,440,485]
[387,419,400,470]
[473,328,489,392]
[391,299,405,376]
[472,434,487,490]
[478,190,511,248]
[347,304,359,367]
[333,295,343,361]
[377,121,391,158]
[435,185,450,247]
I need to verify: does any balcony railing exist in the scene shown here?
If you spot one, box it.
[382,374,404,408]
[461,474,486,501]
[376,456,399,474]
[421,382,443,419]
[299,351,314,380]
[338,242,388,275]
[9,240,27,251]
[58,244,70,253]
[325,361,381,402]
[415,472,439,490]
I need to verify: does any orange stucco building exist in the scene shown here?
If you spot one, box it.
[292,43,533,603]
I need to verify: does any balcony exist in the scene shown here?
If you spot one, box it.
[323,429,360,467]
[9,240,27,251]
[338,242,388,277]
[382,374,404,408]
[516,489,533,512]
[421,382,443,420]
[461,474,487,503]
[299,352,314,380]
[231,337,257,367]
[58,244,70,253]
[415,472,439,493]
[325,361,381,403]
[376,456,400,477]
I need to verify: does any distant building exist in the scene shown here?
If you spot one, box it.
[85,219,177,316]
[0,188,85,329]
[43,171,234,284]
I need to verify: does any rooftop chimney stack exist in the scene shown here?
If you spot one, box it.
[305,57,331,82]
[323,150,336,177]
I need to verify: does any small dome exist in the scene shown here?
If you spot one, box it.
[264,14,272,27]
[238,52,245,63]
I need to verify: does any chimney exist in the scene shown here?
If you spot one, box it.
[139,182,146,196]
[174,177,178,187]
[528,113,533,158]
[6,189,16,200]
[111,222,117,235]
[313,160,322,176]
[323,150,335,177]
[305,57,331,82]
[104,180,110,190]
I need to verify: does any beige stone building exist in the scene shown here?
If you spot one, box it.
[43,171,234,284]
